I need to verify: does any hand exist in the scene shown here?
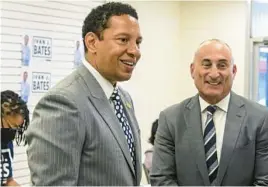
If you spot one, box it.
[6,178,20,186]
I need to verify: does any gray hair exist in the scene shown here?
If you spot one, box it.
[193,38,234,64]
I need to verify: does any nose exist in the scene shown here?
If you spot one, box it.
[127,42,140,60]
[209,65,220,79]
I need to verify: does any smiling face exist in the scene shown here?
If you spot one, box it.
[85,14,142,85]
[190,40,237,104]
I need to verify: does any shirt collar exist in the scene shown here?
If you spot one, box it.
[199,93,230,113]
[82,58,115,100]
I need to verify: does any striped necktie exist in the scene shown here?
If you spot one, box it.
[204,105,218,185]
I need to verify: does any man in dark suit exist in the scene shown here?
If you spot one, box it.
[151,39,268,186]
[26,2,143,185]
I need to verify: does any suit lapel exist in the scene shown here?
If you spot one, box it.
[216,92,245,185]
[77,65,136,176]
[184,95,210,186]
[120,89,141,182]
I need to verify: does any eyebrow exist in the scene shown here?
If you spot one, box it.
[218,59,228,62]
[202,58,228,62]
[115,33,143,40]
[202,59,211,62]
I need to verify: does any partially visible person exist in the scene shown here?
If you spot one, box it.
[73,40,82,68]
[144,119,158,174]
[20,71,30,103]
[151,39,268,186]
[26,2,143,186]
[21,35,30,66]
[1,90,30,186]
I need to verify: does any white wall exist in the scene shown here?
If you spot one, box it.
[120,1,181,154]
[179,1,248,97]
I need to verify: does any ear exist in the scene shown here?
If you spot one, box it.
[232,64,237,79]
[84,32,99,54]
[190,63,195,79]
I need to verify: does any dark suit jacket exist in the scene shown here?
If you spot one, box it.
[151,92,268,186]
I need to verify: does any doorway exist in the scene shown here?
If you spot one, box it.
[251,41,268,106]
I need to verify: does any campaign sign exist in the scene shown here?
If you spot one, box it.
[32,72,51,93]
[0,149,12,183]
[32,36,52,59]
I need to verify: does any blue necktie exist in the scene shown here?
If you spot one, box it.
[204,105,218,185]
[110,88,136,168]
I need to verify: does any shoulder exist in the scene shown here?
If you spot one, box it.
[50,70,82,93]
[42,67,89,102]
[118,86,131,99]
[232,92,268,115]
[118,86,134,108]
[161,95,197,116]
[34,82,80,114]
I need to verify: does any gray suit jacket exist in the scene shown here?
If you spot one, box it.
[26,65,142,186]
[151,92,268,186]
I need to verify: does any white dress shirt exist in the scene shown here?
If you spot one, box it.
[199,93,230,161]
[82,59,134,142]
[82,58,114,100]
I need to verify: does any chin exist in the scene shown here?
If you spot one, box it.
[206,92,222,97]
[201,90,221,98]
[204,87,222,94]
[117,76,132,82]
[121,73,133,80]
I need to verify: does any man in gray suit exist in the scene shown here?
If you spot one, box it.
[26,2,143,186]
[151,39,268,186]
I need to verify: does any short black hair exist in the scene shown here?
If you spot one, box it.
[148,119,159,145]
[1,90,30,146]
[82,2,138,53]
